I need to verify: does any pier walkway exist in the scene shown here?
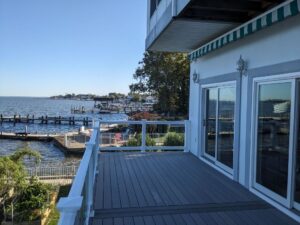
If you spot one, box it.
[0,114,92,126]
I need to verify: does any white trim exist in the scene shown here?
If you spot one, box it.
[252,72,300,83]
[288,80,297,208]
[252,79,293,206]
[250,187,300,223]
[292,80,300,210]
[201,80,236,89]
[295,201,300,211]
[201,81,237,176]
[250,72,300,214]
[199,155,234,180]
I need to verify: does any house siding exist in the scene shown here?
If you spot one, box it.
[189,14,300,185]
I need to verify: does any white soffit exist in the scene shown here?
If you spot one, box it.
[149,19,238,52]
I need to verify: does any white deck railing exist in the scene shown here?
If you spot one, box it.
[57,121,100,225]
[57,120,190,225]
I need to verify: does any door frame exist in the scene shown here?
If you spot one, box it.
[250,72,300,208]
[201,81,237,175]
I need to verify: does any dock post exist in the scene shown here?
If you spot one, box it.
[26,114,29,123]
[41,116,44,124]
[0,114,2,124]
[73,116,75,125]
[86,117,89,126]
[32,115,34,123]
[45,116,48,124]
[13,115,16,126]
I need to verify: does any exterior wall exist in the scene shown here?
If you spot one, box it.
[189,14,300,185]
[149,0,172,33]
[147,0,191,35]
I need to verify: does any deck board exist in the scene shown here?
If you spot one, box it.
[90,152,299,225]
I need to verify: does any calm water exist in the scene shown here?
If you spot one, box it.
[0,97,127,164]
[0,96,127,134]
[0,139,80,166]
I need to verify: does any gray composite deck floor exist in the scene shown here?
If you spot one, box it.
[90,152,298,225]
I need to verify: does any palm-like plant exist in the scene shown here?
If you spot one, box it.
[0,145,42,222]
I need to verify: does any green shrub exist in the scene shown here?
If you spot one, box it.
[126,134,156,146]
[127,138,139,146]
[163,132,184,146]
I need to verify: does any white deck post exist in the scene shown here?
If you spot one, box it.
[57,196,83,225]
[85,144,94,216]
[184,120,190,153]
[94,122,100,177]
[141,119,146,152]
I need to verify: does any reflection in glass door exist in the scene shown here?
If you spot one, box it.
[217,87,236,169]
[203,85,236,172]
[255,82,291,199]
[205,88,217,158]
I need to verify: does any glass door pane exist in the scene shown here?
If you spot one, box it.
[256,82,291,198]
[205,88,217,157]
[217,87,236,169]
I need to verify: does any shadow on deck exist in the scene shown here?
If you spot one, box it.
[91,152,298,225]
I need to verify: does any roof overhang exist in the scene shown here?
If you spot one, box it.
[146,0,286,53]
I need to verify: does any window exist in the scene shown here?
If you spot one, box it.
[150,0,161,17]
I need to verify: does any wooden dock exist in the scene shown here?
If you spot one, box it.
[0,114,92,126]
[0,132,86,154]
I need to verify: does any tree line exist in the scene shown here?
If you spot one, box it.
[130,51,190,117]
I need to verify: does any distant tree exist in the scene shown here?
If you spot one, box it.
[130,51,190,116]
[108,92,126,99]
[130,93,141,102]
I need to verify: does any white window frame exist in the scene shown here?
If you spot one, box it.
[250,72,300,209]
[200,81,237,175]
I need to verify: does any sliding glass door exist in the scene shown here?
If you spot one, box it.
[203,84,236,173]
[254,82,292,200]
[253,77,300,210]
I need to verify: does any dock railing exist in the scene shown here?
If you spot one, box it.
[57,120,190,225]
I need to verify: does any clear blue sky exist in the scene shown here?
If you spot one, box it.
[0,0,147,97]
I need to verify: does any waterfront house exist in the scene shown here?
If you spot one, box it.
[57,1,300,224]
[147,0,300,222]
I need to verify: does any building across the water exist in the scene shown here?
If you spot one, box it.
[147,0,300,221]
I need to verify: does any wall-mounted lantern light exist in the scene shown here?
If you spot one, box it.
[193,71,200,83]
[237,55,248,76]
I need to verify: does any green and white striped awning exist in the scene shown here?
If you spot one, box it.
[189,0,300,61]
